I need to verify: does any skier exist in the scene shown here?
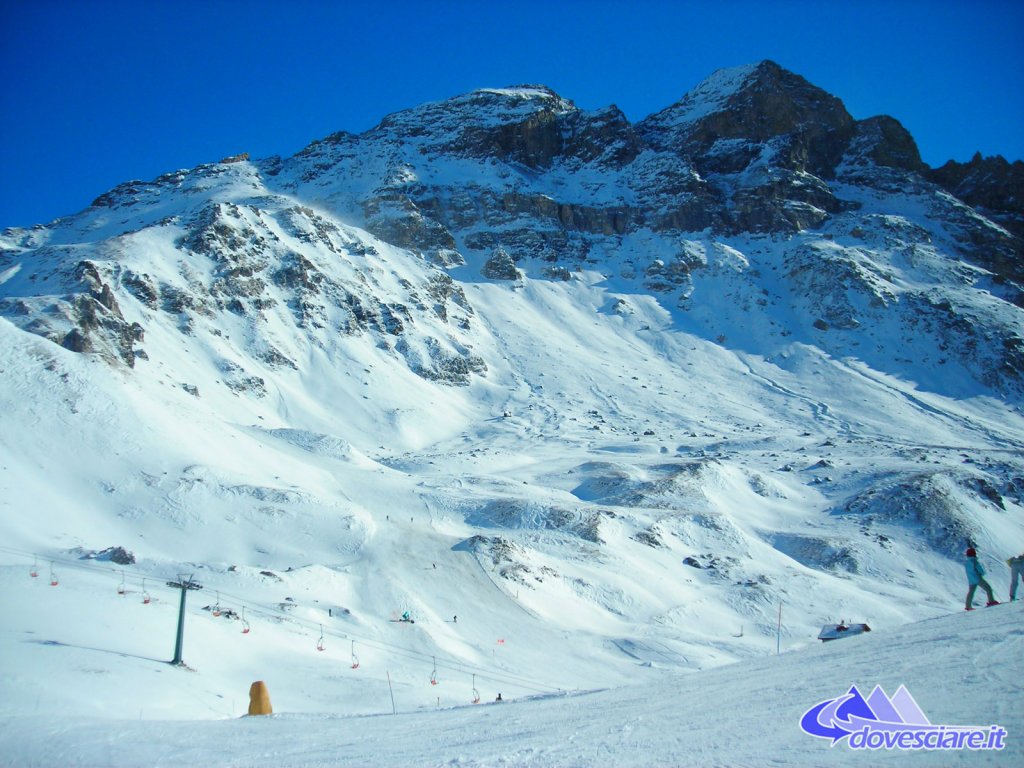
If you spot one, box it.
[1008,552,1024,601]
[964,547,999,610]
[495,693,503,703]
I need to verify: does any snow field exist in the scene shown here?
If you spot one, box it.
[1,570,1019,767]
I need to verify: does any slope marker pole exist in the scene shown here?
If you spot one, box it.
[776,602,783,655]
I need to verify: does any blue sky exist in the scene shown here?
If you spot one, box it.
[1,0,1022,229]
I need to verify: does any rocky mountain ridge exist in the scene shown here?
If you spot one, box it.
[2,60,1021,400]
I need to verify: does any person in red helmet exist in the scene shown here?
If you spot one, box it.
[964,547,999,610]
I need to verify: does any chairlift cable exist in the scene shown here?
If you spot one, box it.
[0,544,562,694]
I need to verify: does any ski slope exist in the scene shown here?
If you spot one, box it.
[1,587,1019,766]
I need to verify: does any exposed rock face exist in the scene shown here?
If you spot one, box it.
[0,251,145,366]
[267,59,1022,263]
[634,61,859,233]
[929,153,1024,240]
[638,61,856,177]
[481,247,522,281]
[845,115,926,174]
[0,162,485,387]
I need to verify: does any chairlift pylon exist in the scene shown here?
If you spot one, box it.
[117,569,127,596]
[30,556,38,578]
[430,656,438,686]
[141,578,151,604]
[471,673,480,704]
[350,639,359,669]
[49,562,58,587]
[211,591,222,617]
[241,606,250,634]
[316,624,326,652]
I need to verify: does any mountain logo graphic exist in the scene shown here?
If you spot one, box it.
[799,685,1006,751]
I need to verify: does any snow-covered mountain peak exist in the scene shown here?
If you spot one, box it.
[474,84,575,109]
[643,61,764,127]
[365,83,576,148]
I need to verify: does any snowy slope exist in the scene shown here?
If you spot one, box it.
[1,585,1019,766]
[1,259,1021,743]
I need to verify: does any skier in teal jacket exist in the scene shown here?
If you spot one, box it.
[964,547,998,610]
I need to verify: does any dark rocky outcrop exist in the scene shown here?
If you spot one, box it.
[637,61,856,178]
[929,153,1024,240]
[481,247,522,281]
[846,115,926,173]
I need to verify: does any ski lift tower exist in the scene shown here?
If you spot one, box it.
[167,575,203,666]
